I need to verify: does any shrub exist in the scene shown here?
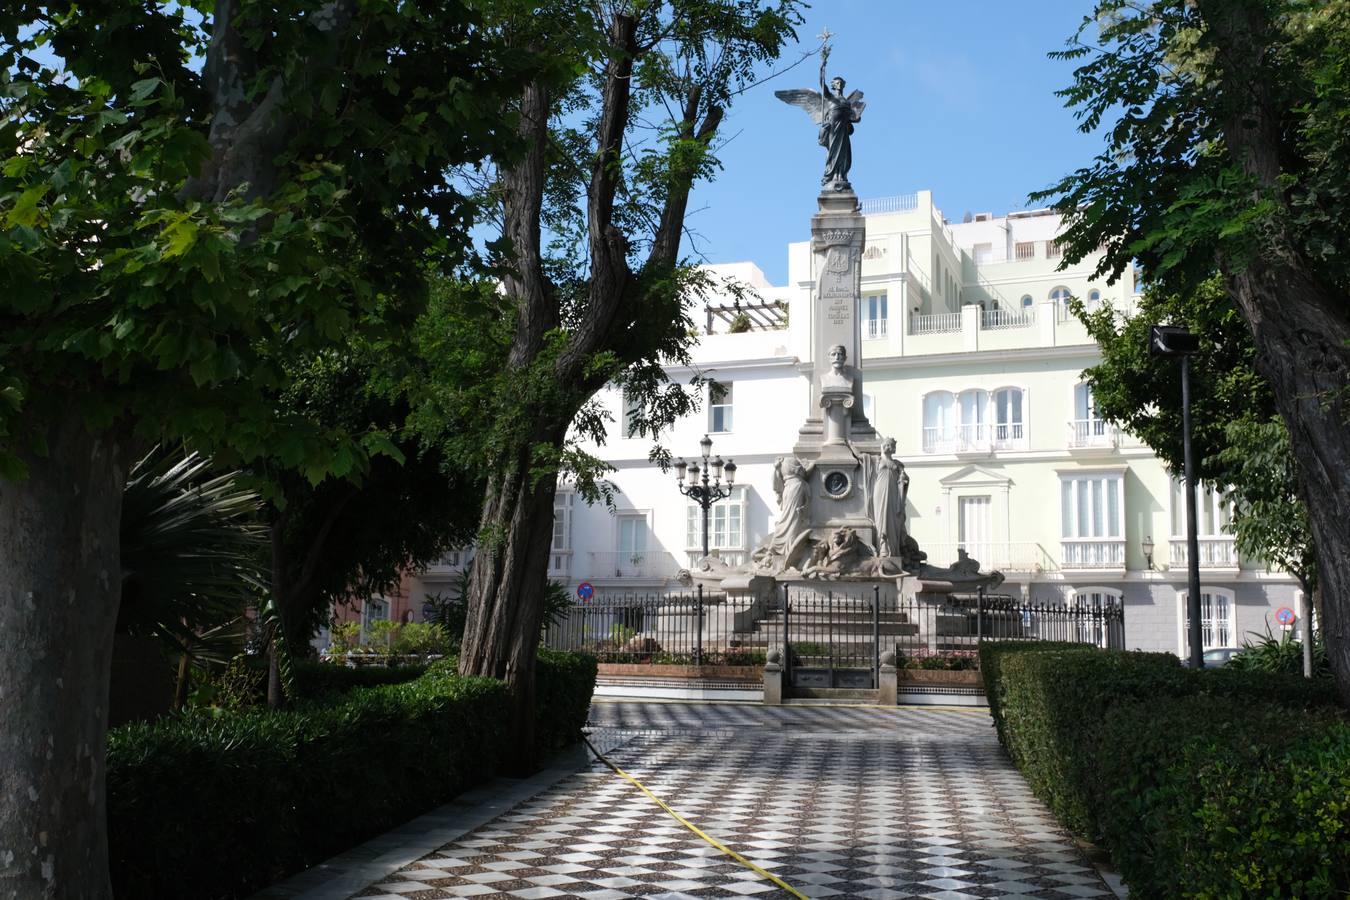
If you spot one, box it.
[977,641,1089,745]
[107,668,510,899]
[289,659,426,698]
[1227,625,1332,678]
[1097,698,1350,897]
[535,648,599,754]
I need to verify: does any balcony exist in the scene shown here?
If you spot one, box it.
[548,551,572,579]
[980,307,1035,330]
[1169,537,1238,569]
[923,542,1058,573]
[910,312,962,335]
[922,423,1027,454]
[865,317,888,340]
[1061,539,1126,570]
[1067,418,1119,450]
[584,550,681,582]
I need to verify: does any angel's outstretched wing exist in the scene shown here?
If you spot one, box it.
[846,89,866,118]
[774,88,826,125]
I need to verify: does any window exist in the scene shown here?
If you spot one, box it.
[1050,285,1073,307]
[361,597,390,630]
[992,387,1024,444]
[1014,241,1035,261]
[1046,240,1064,259]
[973,242,992,264]
[686,486,746,553]
[620,390,640,438]
[957,495,992,560]
[552,493,573,553]
[1070,588,1121,647]
[708,381,732,433]
[1069,382,1111,446]
[922,391,956,451]
[862,392,874,421]
[865,293,888,339]
[1170,479,1232,538]
[958,388,988,444]
[1020,294,1034,310]
[617,514,648,559]
[1180,589,1235,653]
[1087,288,1101,304]
[1060,473,1123,540]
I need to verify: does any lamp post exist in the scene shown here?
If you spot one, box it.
[1141,535,1155,571]
[1150,324,1204,668]
[675,434,737,560]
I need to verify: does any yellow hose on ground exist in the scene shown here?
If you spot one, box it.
[582,734,810,900]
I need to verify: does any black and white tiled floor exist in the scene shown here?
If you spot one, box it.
[357,701,1113,900]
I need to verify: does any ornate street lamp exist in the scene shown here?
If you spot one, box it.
[1141,535,1155,571]
[1150,324,1203,667]
[675,434,736,561]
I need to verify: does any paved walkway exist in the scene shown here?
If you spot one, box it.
[350,701,1115,900]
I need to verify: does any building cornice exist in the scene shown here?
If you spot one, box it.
[663,354,800,378]
[863,345,1102,369]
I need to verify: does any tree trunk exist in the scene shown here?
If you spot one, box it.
[0,408,130,899]
[458,436,562,772]
[1221,260,1350,706]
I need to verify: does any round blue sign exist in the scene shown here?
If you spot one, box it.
[576,582,594,601]
[1275,606,1296,626]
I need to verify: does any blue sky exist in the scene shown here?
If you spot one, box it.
[683,2,1104,283]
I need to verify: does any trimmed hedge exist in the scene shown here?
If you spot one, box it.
[984,643,1348,896]
[108,650,597,899]
[978,641,1089,746]
[1098,698,1350,897]
[290,659,428,697]
[535,647,600,753]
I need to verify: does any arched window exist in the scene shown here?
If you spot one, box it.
[957,389,988,447]
[1020,294,1034,310]
[922,391,956,452]
[1050,285,1072,305]
[1087,289,1101,304]
[1178,588,1236,655]
[992,387,1025,446]
[1070,588,1122,648]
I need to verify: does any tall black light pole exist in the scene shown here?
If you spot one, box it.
[1150,324,1204,668]
[674,434,736,560]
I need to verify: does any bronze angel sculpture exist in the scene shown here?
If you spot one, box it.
[775,47,865,189]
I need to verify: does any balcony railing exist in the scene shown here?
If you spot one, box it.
[923,542,1058,573]
[1068,418,1119,449]
[910,312,962,335]
[922,423,1027,454]
[548,551,572,579]
[686,550,748,568]
[860,193,918,215]
[980,307,1036,330]
[865,317,888,339]
[585,550,681,581]
[1061,539,1126,569]
[1169,537,1238,569]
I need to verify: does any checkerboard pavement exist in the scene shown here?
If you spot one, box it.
[356,701,1114,899]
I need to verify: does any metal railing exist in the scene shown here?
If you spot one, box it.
[860,193,918,215]
[583,550,681,581]
[543,586,1126,670]
[1169,537,1238,568]
[865,317,888,339]
[1068,418,1119,448]
[922,423,1026,453]
[980,307,1036,330]
[910,312,962,335]
[1061,539,1126,569]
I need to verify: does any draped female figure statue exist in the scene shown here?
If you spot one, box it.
[774,44,866,190]
[869,437,910,559]
[752,455,817,571]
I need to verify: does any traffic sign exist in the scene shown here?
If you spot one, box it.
[576,582,594,602]
[1275,606,1296,626]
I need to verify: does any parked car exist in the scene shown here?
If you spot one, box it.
[1182,647,1244,667]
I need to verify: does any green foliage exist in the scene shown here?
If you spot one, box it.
[289,660,426,698]
[986,645,1341,847]
[327,621,362,655]
[727,311,753,333]
[1097,698,1350,897]
[118,446,265,666]
[533,648,599,754]
[1228,625,1332,678]
[977,641,1090,746]
[107,668,511,899]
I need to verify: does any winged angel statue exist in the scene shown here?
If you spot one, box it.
[775,44,865,189]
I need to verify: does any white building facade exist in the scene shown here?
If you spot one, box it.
[409,190,1300,659]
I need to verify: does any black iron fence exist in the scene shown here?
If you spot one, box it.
[542,586,1125,674]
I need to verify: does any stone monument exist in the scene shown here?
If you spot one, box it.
[686,33,1001,596]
